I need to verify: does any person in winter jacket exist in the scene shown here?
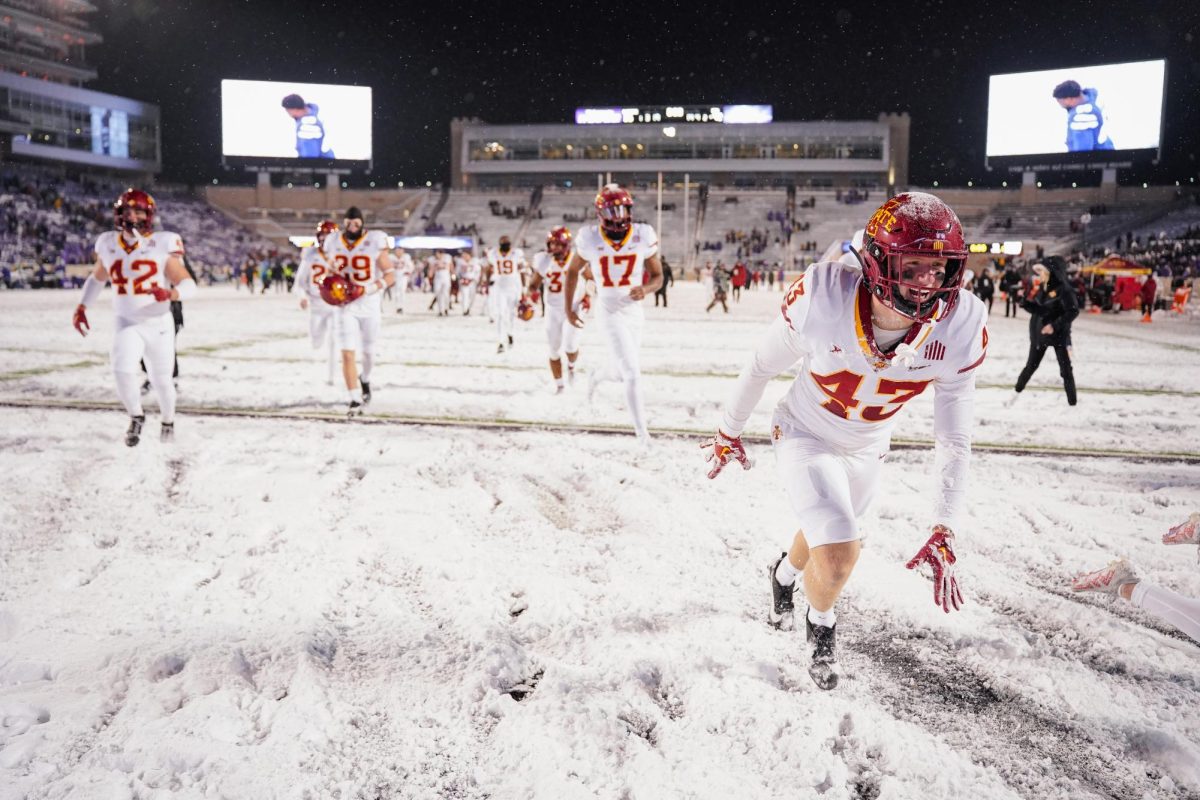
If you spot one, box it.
[1012,257,1080,405]
[999,265,1022,318]
[1139,273,1157,323]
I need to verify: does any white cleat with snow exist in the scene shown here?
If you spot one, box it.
[1070,558,1140,596]
[1163,512,1200,547]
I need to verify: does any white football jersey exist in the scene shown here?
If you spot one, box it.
[457,256,480,283]
[486,247,526,293]
[532,250,579,312]
[396,252,415,276]
[573,223,658,313]
[94,230,184,321]
[294,245,332,301]
[720,260,988,530]
[323,229,390,310]
[432,253,453,273]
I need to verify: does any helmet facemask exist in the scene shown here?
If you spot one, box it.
[598,203,631,240]
[857,240,966,322]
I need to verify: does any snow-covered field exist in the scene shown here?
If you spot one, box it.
[1,282,1198,799]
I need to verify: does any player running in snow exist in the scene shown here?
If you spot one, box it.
[565,184,663,444]
[528,226,586,393]
[704,192,988,689]
[72,189,197,446]
[292,219,340,385]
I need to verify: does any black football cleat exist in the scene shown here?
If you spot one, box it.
[140,379,151,396]
[348,400,363,417]
[508,334,514,346]
[805,612,839,690]
[768,552,795,631]
[160,422,175,443]
[125,415,145,447]
[497,343,506,354]
[359,376,371,405]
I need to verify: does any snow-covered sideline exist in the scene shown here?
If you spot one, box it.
[0,283,1198,799]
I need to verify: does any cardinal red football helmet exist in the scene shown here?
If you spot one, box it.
[595,184,633,240]
[315,219,338,248]
[853,192,968,322]
[546,226,572,258]
[320,272,357,306]
[113,189,156,235]
[517,297,535,321]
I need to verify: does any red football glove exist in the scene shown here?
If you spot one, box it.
[72,304,89,337]
[906,525,963,613]
[150,286,172,302]
[348,283,365,303]
[529,289,541,304]
[701,430,752,479]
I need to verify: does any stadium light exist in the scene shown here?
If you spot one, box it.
[314,182,320,188]
[287,182,294,188]
[1002,180,1008,187]
[662,126,676,138]
[932,181,939,187]
[426,181,432,187]
[369,181,375,187]
[1072,182,1077,188]
[1037,181,1043,188]
[212,179,218,185]
[967,181,973,187]
[341,182,348,188]
[1143,183,1148,188]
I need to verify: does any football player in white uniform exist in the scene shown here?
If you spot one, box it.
[456,252,480,316]
[292,219,339,384]
[704,193,987,690]
[322,206,395,415]
[72,189,197,446]
[431,249,454,316]
[485,235,527,353]
[392,247,414,314]
[565,185,663,442]
[528,226,586,393]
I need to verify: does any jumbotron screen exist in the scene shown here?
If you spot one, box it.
[985,60,1165,164]
[221,79,372,163]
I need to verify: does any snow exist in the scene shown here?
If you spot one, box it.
[0,282,1198,799]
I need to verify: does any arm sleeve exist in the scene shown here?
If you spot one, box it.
[931,316,986,532]
[1059,284,1079,326]
[931,371,976,533]
[174,277,197,300]
[720,314,807,438]
[80,274,104,306]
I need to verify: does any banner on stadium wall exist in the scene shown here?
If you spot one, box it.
[1082,255,1151,275]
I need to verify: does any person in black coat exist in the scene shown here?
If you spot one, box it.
[975,269,995,314]
[999,265,1022,318]
[1013,257,1079,405]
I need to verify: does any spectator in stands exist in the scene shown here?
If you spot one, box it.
[974,268,995,314]
[1000,264,1022,318]
[1139,272,1157,323]
[1010,258,1079,406]
[654,256,674,308]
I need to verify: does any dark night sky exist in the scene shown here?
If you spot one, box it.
[88,0,1200,188]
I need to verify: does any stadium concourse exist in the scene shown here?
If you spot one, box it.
[1,279,1198,799]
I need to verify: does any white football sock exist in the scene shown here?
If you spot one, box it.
[775,557,801,587]
[808,606,837,628]
[624,375,648,439]
[360,352,374,383]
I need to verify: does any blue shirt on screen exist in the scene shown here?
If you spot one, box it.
[1065,88,1115,152]
[294,104,335,159]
